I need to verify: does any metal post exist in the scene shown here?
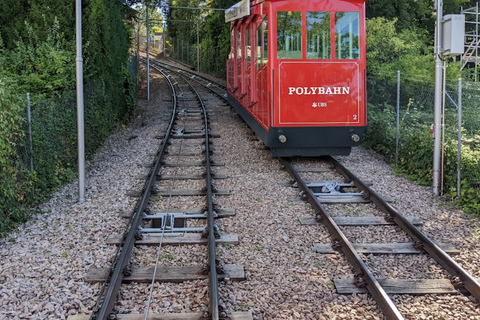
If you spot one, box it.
[433,0,444,195]
[457,78,462,199]
[137,17,140,82]
[75,0,86,202]
[26,93,34,172]
[476,2,478,82]
[163,22,166,59]
[197,20,200,71]
[146,3,150,100]
[396,70,400,166]
[441,60,447,195]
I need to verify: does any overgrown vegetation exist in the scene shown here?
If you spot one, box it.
[363,1,480,217]
[0,0,137,236]
[2,0,480,237]
[157,0,480,216]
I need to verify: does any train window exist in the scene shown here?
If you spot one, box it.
[262,16,268,65]
[247,25,251,66]
[257,23,262,70]
[277,11,302,59]
[335,12,359,59]
[237,27,242,62]
[307,12,331,59]
[229,28,234,59]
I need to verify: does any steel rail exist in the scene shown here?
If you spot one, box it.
[91,68,178,320]
[147,58,228,96]
[182,74,220,320]
[326,156,480,302]
[146,61,221,319]
[279,158,405,320]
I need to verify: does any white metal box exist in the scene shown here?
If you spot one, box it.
[442,14,465,57]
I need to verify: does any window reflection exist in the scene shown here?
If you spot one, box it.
[229,29,234,59]
[335,12,359,59]
[247,25,251,65]
[307,12,331,59]
[277,11,302,59]
[257,23,262,70]
[237,27,242,62]
[262,16,268,65]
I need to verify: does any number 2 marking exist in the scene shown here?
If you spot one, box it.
[353,114,357,120]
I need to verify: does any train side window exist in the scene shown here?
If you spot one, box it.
[229,28,234,59]
[237,27,242,62]
[247,25,251,66]
[277,11,302,59]
[257,23,262,70]
[307,12,331,59]
[262,16,268,65]
[335,12,359,59]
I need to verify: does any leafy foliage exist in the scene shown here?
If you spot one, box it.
[4,19,75,99]
[365,74,480,216]
[0,80,33,234]
[0,0,137,237]
[164,0,236,77]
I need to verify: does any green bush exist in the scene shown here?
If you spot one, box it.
[364,98,480,216]
[362,103,397,160]
[0,1,137,237]
[0,80,33,234]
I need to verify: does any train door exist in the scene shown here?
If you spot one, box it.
[235,25,242,97]
[227,27,235,91]
[249,21,255,108]
[255,15,269,128]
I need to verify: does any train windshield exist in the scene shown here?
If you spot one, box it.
[335,12,360,59]
[274,11,361,60]
[307,12,331,59]
[277,11,302,59]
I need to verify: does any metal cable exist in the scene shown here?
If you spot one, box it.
[144,73,187,319]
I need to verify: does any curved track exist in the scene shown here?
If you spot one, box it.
[86,60,249,320]
[81,58,479,320]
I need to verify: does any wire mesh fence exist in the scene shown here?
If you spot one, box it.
[13,54,138,194]
[0,55,138,236]
[366,71,480,214]
[18,79,109,193]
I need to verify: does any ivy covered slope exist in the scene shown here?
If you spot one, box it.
[0,0,137,236]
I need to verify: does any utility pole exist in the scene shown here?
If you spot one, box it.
[433,0,444,195]
[197,20,200,71]
[146,2,150,100]
[76,0,86,202]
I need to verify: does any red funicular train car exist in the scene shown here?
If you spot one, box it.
[225,0,368,157]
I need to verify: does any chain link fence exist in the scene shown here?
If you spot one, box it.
[366,72,480,214]
[13,55,138,196]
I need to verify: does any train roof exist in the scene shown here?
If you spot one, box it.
[225,0,369,23]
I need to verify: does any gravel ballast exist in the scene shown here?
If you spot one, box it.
[1,63,479,320]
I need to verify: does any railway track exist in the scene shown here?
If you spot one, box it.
[280,156,480,320]
[74,60,251,320]
[69,58,479,319]
[135,59,480,318]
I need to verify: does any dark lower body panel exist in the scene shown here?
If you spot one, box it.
[226,94,366,157]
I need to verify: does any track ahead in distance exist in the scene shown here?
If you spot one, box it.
[85,60,249,320]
